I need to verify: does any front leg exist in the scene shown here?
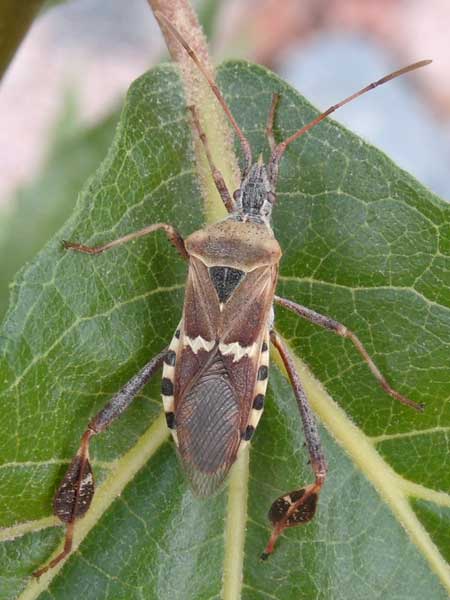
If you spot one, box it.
[265,93,281,152]
[274,295,424,412]
[33,348,168,578]
[262,330,327,559]
[188,105,234,213]
[64,222,188,260]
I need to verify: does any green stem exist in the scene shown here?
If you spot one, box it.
[147,0,239,223]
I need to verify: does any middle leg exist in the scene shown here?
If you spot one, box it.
[274,295,424,412]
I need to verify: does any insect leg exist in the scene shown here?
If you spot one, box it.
[33,348,168,578]
[266,93,281,152]
[262,329,327,559]
[63,223,188,259]
[274,295,424,411]
[156,11,253,175]
[188,105,234,213]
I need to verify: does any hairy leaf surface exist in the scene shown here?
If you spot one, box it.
[0,62,449,599]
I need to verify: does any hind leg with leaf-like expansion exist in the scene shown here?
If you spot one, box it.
[33,348,168,578]
[262,330,327,559]
[274,295,424,411]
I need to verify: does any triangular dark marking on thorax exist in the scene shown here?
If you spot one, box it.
[209,266,245,303]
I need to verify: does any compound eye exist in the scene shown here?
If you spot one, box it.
[233,189,241,201]
[268,192,277,204]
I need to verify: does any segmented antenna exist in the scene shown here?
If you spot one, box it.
[270,59,432,177]
[156,12,431,186]
[156,11,253,174]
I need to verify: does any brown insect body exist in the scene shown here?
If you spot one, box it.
[32,13,430,577]
[164,168,281,495]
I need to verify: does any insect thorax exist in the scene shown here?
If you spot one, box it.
[185,217,282,273]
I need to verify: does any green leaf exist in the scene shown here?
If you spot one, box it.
[1,61,449,599]
[0,106,118,319]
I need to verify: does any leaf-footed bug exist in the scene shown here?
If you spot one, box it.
[33,14,430,577]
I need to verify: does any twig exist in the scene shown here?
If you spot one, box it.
[147,0,240,221]
[0,0,46,81]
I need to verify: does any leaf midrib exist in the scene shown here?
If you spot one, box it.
[11,58,450,598]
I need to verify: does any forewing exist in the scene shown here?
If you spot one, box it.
[176,349,241,496]
[221,264,278,345]
[182,257,221,342]
[168,260,277,496]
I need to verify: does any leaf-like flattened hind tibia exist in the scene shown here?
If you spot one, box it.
[268,488,318,528]
[53,455,94,523]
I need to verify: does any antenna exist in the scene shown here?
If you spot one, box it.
[269,59,432,180]
[156,11,253,174]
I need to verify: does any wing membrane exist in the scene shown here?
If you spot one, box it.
[173,257,277,495]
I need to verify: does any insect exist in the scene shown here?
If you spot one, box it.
[33,14,430,578]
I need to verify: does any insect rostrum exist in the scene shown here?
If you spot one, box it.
[32,16,429,578]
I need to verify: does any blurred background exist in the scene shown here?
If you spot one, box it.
[1,0,449,317]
